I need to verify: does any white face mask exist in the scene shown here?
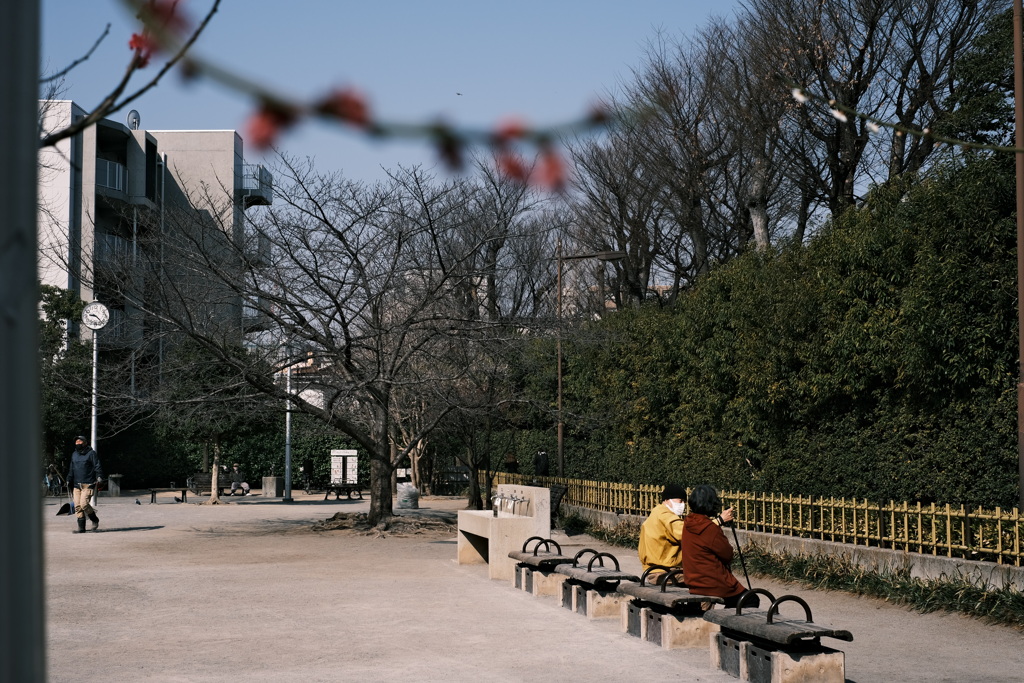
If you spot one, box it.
[666,500,686,516]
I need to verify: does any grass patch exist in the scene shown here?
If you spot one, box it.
[560,514,1024,629]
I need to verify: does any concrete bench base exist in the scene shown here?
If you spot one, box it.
[513,566,567,596]
[622,603,718,649]
[711,633,845,682]
[649,610,719,649]
[560,582,627,619]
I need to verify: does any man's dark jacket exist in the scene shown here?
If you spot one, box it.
[67,446,104,488]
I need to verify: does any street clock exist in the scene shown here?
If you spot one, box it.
[81,301,110,330]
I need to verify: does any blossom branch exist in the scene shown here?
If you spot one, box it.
[788,81,1024,155]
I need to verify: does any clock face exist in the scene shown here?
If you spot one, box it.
[82,301,110,330]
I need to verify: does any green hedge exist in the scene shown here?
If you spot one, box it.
[551,154,1019,508]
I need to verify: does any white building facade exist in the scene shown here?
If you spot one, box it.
[37,101,273,351]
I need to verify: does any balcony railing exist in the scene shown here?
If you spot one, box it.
[96,159,127,193]
[237,163,273,207]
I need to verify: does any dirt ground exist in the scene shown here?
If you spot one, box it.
[44,490,1024,682]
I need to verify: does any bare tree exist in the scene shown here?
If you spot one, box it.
[741,0,899,214]
[879,0,1001,178]
[90,154,555,524]
[567,127,666,308]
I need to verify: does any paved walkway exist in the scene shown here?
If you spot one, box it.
[44,491,1023,682]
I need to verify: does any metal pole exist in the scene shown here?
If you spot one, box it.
[0,1,45,679]
[1014,0,1024,511]
[283,361,293,502]
[556,239,564,477]
[91,329,99,447]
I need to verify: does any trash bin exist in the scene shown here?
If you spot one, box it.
[107,474,123,497]
[397,482,419,509]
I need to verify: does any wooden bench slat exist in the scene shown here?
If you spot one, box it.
[703,611,853,644]
[618,584,724,610]
[507,551,575,570]
[554,565,640,588]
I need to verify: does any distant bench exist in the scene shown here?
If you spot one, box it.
[324,482,363,500]
[148,487,189,504]
[187,472,245,497]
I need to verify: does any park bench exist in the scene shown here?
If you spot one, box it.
[323,481,363,500]
[617,567,724,649]
[457,484,551,581]
[508,536,575,595]
[187,472,251,497]
[148,486,189,504]
[702,589,853,683]
[553,549,640,619]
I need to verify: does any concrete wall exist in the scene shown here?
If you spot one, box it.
[562,504,1024,590]
[37,100,83,293]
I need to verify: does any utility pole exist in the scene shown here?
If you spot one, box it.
[1014,0,1024,511]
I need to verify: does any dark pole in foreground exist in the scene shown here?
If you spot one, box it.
[0,1,45,679]
[1014,0,1024,512]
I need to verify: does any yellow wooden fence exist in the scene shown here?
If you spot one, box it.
[488,473,1024,566]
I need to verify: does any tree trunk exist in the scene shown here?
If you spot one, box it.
[748,155,771,250]
[207,435,224,504]
[465,445,483,510]
[367,453,393,526]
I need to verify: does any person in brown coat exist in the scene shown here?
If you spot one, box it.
[680,485,758,609]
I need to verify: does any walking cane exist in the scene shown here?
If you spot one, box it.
[728,520,753,591]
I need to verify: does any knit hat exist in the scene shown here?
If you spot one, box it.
[661,483,686,501]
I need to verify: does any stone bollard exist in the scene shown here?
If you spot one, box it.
[262,476,283,498]
[107,474,123,497]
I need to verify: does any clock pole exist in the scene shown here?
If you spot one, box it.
[81,301,109,454]
[91,327,99,448]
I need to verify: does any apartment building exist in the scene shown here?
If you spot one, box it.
[37,101,273,355]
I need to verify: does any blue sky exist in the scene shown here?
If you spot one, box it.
[42,0,740,182]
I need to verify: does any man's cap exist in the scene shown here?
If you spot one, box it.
[75,435,86,442]
[233,463,240,467]
[662,483,686,501]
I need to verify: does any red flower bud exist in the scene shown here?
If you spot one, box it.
[317,88,371,128]
[246,104,299,150]
[496,150,529,183]
[129,32,156,67]
[532,147,567,193]
[495,117,528,144]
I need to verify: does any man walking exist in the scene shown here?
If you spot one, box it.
[67,436,103,533]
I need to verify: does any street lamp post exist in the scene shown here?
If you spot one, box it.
[555,241,626,477]
[283,358,293,502]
